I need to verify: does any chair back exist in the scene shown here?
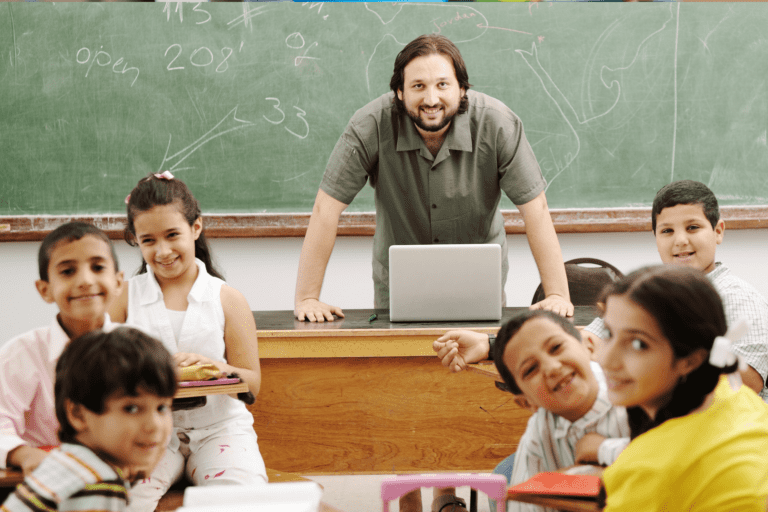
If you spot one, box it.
[381,474,508,512]
[531,257,623,307]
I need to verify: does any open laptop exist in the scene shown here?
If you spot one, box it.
[389,244,503,322]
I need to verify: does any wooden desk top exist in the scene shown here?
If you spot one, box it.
[254,307,597,335]
[253,307,598,358]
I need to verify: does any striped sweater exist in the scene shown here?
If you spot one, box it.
[1,443,128,512]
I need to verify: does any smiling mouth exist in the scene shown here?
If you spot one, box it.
[674,252,694,259]
[421,107,442,115]
[70,293,103,302]
[552,373,574,393]
[156,258,178,267]
[606,376,632,390]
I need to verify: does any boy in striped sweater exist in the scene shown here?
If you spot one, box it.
[2,327,176,512]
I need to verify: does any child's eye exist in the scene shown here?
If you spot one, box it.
[92,264,105,272]
[660,228,672,234]
[631,339,647,351]
[158,404,170,414]
[123,404,139,414]
[60,268,75,276]
[549,343,563,354]
[522,364,537,378]
[687,225,699,231]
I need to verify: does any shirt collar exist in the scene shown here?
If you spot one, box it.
[706,262,725,281]
[552,362,614,439]
[48,313,113,363]
[138,258,213,306]
[395,102,473,154]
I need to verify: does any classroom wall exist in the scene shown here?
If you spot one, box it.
[2,229,767,346]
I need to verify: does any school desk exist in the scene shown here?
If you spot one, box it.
[250,307,597,475]
[1,467,345,512]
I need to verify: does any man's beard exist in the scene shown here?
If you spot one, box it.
[406,105,458,133]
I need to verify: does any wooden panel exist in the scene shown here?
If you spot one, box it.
[250,357,530,475]
[2,205,766,241]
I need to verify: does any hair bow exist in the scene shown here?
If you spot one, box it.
[124,194,131,205]
[709,318,748,370]
[154,170,174,180]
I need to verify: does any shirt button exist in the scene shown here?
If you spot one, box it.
[434,238,439,243]
[432,204,437,209]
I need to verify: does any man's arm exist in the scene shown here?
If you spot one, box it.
[517,191,573,317]
[294,189,349,322]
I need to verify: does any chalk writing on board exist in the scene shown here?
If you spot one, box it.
[286,33,320,67]
[226,4,270,31]
[76,46,140,87]
[163,2,211,25]
[164,44,236,73]
[264,98,310,140]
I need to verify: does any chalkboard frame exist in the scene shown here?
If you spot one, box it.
[1,205,765,242]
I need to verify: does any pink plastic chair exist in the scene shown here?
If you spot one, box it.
[381,474,508,512]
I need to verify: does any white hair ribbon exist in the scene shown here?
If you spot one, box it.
[709,318,749,370]
[154,170,174,180]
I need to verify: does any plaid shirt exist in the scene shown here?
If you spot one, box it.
[509,362,630,512]
[1,443,128,512]
[584,263,768,402]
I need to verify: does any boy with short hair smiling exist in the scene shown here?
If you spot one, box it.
[582,180,768,400]
[491,310,629,512]
[1,326,176,512]
[0,222,124,476]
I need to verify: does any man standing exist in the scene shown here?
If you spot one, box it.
[294,34,573,324]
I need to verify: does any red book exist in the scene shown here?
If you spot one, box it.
[508,472,601,500]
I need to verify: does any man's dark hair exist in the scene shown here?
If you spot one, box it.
[55,326,177,444]
[389,34,472,116]
[493,310,582,395]
[651,180,720,233]
[38,222,119,282]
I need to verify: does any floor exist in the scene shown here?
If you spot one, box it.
[305,474,493,512]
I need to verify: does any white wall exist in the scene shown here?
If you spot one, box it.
[2,229,767,346]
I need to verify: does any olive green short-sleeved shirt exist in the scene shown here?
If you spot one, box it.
[320,90,546,308]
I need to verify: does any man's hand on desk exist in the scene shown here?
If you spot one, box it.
[530,294,574,318]
[433,330,491,372]
[294,298,345,322]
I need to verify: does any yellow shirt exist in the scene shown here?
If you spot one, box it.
[602,377,768,511]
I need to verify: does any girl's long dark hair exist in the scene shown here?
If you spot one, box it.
[601,265,737,439]
[124,173,224,280]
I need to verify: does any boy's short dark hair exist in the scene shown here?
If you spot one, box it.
[492,310,582,395]
[38,222,119,281]
[651,180,720,233]
[55,327,177,444]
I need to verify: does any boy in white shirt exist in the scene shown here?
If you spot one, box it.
[0,222,124,479]
[435,310,629,512]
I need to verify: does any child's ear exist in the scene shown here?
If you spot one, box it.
[512,394,539,414]
[714,219,725,245]
[192,217,203,241]
[35,280,55,304]
[115,270,125,292]
[678,348,709,378]
[65,400,89,434]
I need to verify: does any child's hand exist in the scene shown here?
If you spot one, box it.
[174,352,221,370]
[7,445,49,476]
[433,330,492,372]
[575,432,606,465]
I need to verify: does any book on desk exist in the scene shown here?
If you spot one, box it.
[507,472,603,512]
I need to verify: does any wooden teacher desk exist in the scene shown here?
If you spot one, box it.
[250,307,597,475]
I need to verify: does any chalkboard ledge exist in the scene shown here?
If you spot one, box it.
[1,206,765,242]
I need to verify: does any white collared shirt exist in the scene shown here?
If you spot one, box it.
[0,315,113,468]
[508,362,630,512]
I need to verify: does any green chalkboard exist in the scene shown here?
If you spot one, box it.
[2,2,768,216]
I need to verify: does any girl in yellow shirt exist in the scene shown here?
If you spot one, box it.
[598,265,768,511]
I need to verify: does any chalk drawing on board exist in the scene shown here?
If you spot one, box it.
[158,106,254,173]
[363,4,492,96]
[516,5,675,190]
